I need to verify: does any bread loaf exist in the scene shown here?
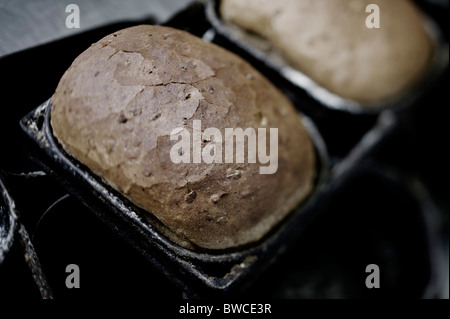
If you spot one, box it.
[221,0,433,103]
[50,25,315,250]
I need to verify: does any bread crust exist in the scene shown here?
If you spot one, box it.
[221,0,433,103]
[51,25,315,250]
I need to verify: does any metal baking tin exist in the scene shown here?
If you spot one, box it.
[14,1,445,297]
[206,0,449,114]
[20,99,330,296]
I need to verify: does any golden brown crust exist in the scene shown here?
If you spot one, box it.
[51,25,315,250]
[221,0,433,103]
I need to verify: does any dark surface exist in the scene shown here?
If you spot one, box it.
[0,1,448,299]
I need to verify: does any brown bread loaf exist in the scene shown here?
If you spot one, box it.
[221,0,433,104]
[51,25,315,250]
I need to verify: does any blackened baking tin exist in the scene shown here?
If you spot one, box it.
[206,0,449,114]
[19,98,330,296]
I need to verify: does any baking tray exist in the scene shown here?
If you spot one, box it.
[19,98,330,296]
[9,1,446,298]
[206,0,449,114]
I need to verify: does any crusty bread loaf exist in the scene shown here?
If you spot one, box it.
[221,0,433,103]
[50,25,315,250]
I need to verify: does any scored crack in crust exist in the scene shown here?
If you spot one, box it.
[221,0,433,104]
[50,25,315,250]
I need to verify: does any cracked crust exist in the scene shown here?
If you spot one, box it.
[51,25,315,250]
[221,0,433,103]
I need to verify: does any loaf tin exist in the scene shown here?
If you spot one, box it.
[23,160,443,298]
[206,0,449,114]
[19,98,330,296]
